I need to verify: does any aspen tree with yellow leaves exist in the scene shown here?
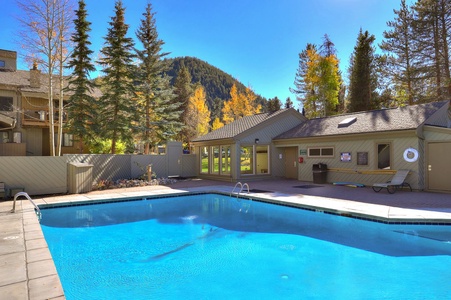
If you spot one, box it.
[291,35,342,118]
[186,85,211,141]
[222,83,261,124]
[211,117,224,130]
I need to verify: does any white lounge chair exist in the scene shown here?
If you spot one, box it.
[372,169,412,194]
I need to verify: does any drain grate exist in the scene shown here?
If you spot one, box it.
[248,189,271,193]
[293,185,323,189]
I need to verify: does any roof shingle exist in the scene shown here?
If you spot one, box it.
[193,108,296,142]
[275,101,449,140]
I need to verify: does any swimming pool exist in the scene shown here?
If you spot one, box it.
[40,193,451,299]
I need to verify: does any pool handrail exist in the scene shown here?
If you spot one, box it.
[231,182,250,197]
[11,191,42,219]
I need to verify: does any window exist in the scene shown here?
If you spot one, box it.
[0,132,8,143]
[54,133,74,147]
[240,146,254,175]
[308,147,334,157]
[0,60,5,68]
[221,145,231,175]
[0,97,13,111]
[63,133,73,147]
[377,143,391,169]
[211,146,220,174]
[200,145,232,175]
[200,146,209,174]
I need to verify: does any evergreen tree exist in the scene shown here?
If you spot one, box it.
[348,29,378,112]
[290,43,315,115]
[210,97,223,125]
[173,65,193,144]
[135,3,181,154]
[284,97,294,109]
[413,0,451,100]
[267,97,282,112]
[380,0,419,105]
[291,37,341,118]
[97,0,136,154]
[65,0,97,153]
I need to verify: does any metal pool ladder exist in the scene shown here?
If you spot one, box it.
[231,182,250,197]
[11,192,42,220]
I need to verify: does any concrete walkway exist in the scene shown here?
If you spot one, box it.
[1,178,450,299]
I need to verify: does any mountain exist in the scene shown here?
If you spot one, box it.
[164,57,267,114]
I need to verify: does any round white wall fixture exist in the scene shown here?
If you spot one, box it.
[403,147,419,162]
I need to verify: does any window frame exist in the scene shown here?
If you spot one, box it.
[200,146,209,174]
[307,147,334,158]
[211,146,220,174]
[376,142,392,170]
[240,145,254,175]
[220,145,231,175]
[0,96,13,111]
[63,133,73,147]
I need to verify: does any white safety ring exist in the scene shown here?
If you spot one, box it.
[403,147,418,163]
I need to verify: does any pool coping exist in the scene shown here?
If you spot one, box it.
[3,183,451,299]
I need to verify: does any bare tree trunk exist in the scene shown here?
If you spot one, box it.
[439,0,451,97]
[432,4,442,98]
[16,0,74,156]
[48,60,55,156]
[57,61,64,156]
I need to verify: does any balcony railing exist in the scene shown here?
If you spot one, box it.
[22,109,67,127]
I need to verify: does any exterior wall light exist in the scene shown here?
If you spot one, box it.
[255,138,259,144]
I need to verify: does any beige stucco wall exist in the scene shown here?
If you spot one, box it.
[276,132,422,190]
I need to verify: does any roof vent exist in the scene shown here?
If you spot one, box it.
[338,117,357,128]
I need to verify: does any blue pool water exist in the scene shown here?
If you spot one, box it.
[40,193,451,299]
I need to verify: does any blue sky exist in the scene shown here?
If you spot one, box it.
[1,0,412,107]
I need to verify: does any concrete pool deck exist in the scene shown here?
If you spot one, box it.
[1,178,450,299]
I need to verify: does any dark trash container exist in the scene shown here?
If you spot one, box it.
[312,163,328,184]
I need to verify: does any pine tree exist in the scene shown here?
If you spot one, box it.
[348,29,378,112]
[413,0,451,100]
[65,0,97,153]
[135,3,181,154]
[97,0,136,154]
[291,38,341,118]
[380,0,419,105]
[267,97,282,112]
[284,97,294,109]
[173,65,193,144]
[290,43,316,114]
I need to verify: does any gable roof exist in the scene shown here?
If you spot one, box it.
[193,108,303,142]
[275,101,450,140]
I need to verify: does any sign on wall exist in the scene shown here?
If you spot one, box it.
[340,152,351,162]
[357,152,368,165]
